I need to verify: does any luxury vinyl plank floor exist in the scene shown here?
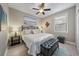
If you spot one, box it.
[6,43,79,56]
[53,43,79,56]
[6,44,28,56]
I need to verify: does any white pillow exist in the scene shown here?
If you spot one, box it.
[23,30,31,34]
[33,29,41,34]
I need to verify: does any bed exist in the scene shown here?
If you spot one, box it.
[21,25,55,55]
[22,33,54,56]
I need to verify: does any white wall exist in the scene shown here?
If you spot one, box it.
[76,4,79,53]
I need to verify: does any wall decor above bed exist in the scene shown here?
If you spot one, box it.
[45,22,50,27]
[24,16,37,26]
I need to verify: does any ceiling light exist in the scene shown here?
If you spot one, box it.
[39,8,44,13]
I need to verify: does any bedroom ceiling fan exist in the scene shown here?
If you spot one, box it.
[32,3,51,15]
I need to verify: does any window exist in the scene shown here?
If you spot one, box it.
[54,14,68,33]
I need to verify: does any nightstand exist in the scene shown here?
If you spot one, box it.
[57,36,65,44]
[8,35,22,46]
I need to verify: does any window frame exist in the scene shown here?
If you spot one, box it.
[54,14,68,33]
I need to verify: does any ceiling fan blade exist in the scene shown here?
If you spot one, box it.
[36,12,39,15]
[39,3,45,8]
[32,8,39,10]
[41,3,45,7]
[42,12,45,15]
[44,9,51,11]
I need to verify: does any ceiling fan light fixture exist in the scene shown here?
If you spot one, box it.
[39,8,44,13]
[32,3,51,15]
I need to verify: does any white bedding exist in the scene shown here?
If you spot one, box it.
[22,33,54,56]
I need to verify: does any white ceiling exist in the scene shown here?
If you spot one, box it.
[8,3,75,18]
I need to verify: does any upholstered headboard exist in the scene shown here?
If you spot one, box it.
[21,25,39,31]
[21,25,42,34]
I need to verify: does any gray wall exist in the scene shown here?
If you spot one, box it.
[41,6,76,43]
[9,8,41,28]
[0,31,7,56]
[9,8,27,27]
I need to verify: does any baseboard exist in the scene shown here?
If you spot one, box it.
[77,48,79,53]
[65,41,76,46]
[76,46,79,54]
